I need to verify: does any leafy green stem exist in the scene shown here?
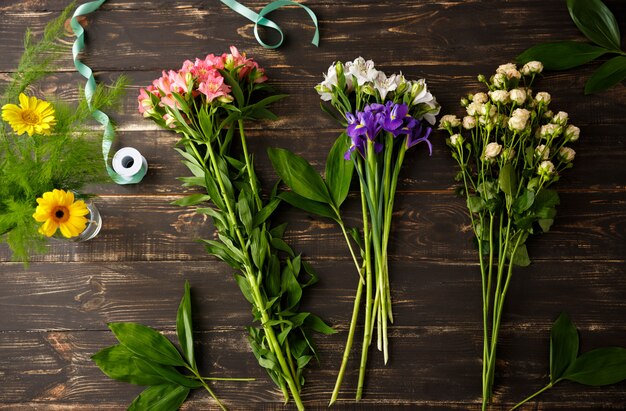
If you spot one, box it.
[185,364,227,411]
[509,382,554,410]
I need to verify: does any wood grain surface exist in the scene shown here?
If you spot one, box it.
[1,0,625,409]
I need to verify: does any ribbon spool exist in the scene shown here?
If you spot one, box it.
[112,147,148,183]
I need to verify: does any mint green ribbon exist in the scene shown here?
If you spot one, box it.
[220,0,319,49]
[71,0,144,184]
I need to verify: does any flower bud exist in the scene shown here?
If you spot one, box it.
[538,160,556,178]
[535,144,550,160]
[493,73,507,88]
[460,97,470,107]
[508,108,530,131]
[489,90,510,104]
[163,114,177,128]
[564,124,580,142]
[483,142,502,161]
[543,110,554,120]
[462,116,476,129]
[559,147,576,162]
[539,123,562,139]
[449,133,464,148]
[477,74,487,83]
[552,111,569,126]
[439,115,461,129]
[466,102,482,116]
[502,147,516,161]
[473,92,488,104]
[509,88,527,105]
[521,61,544,75]
[362,84,376,96]
[535,91,551,105]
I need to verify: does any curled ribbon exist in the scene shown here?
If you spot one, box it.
[220,0,319,49]
[71,0,144,184]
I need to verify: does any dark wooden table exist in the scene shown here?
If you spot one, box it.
[1,1,625,409]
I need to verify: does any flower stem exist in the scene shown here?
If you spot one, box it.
[190,376,255,382]
[237,119,263,210]
[185,365,227,411]
[509,382,553,410]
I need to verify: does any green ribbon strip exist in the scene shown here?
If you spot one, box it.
[71,0,144,184]
[220,0,319,49]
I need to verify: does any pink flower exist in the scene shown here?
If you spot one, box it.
[198,71,232,103]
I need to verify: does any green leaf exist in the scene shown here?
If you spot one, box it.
[304,314,337,335]
[281,265,302,310]
[265,255,281,297]
[278,191,338,221]
[550,312,579,382]
[170,194,211,207]
[585,56,626,94]
[517,41,608,70]
[92,345,168,386]
[271,237,295,258]
[467,195,485,213]
[134,358,202,388]
[252,198,281,228]
[513,189,535,214]
[325,133,354,208]
[237,192,253,234]
[511,243,531,267]
[499,163,517,205]
[176,281,195,369]
[268,147,333,204]
[234,274,255,304]
[533,189,560,210]
[219,69,245,108]
[127,384,190,411]
[108,323,186,367]
[562,347,626,386]
[538,218,555,233]
[567,0,621,50]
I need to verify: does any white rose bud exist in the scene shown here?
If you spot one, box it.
[539,123,563,139]
[538,160,556,178]
[481,104,497,118]
[564,124,580,142]
[493,73,507,88]
[473,92,488,104]
[509,88,527,105]
[483,142,502,160]
[449,134,464,148]
[439,114,461,129]
[502,148,516,161]
[466,101,483,116]
[508,108,530,131]
[552,111,569,126]
[489,90,510,104]
[535,91,551,105]
[535,144,550,160]
[521,61,544,75]
[543,110,554,120]
[559,147,576,162]
[496,63,521,79]
[462,116,477,129]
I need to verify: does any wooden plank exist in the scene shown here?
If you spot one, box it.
[1,191,623,262]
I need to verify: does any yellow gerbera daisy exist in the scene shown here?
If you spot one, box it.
[33,189,89,238]
[1,93,56,136]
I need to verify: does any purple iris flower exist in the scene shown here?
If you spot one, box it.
[345,109,384,159]
[381,102,408,133]
[406,121,433,155]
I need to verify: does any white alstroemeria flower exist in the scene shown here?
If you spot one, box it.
[539,123,563,139]
[463,116,476,129]
[439,115,461,129]
[346,57,378,86]
[374,71,398,101]
[552,111,569,126]
[483,142,502,160]
[509,88,527,105]
[564,124,580,142]
[521,61,544,75]
[538,160,556,177]
[449,133,464,148]
[489,90,510,104]
[535,91,551,105]
[411,79,440,124]
[535,144,550,160]
[559,147,576,162]
[316,63,339,101]
[473,92,488,104]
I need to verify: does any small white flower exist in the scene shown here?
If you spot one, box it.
[462,116,476,129]
[538,160,556,177]
[466,101,483,116]
[502,148,516,161]
[483,142,502,160]
[535,144,550,160]
[409,79,440,125]
[552,111,569,126]
[493,73,507,88]
[373,71,398,100]
[535,91,551,105]
[449,134,464,148]
[489,90,510,104]
[346,57,378,86]
[481,104,497,118]
[394,73,408,94]
[559,147,576,162]
[543,109,554,120]
[508,108,530,131]
[564,124,580,142]
[521,61,544,75]
[473,92,488,104]
[439,115,461,129]
[496,63,521,80]
[509,88,527,105]
[539,123,563,139]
